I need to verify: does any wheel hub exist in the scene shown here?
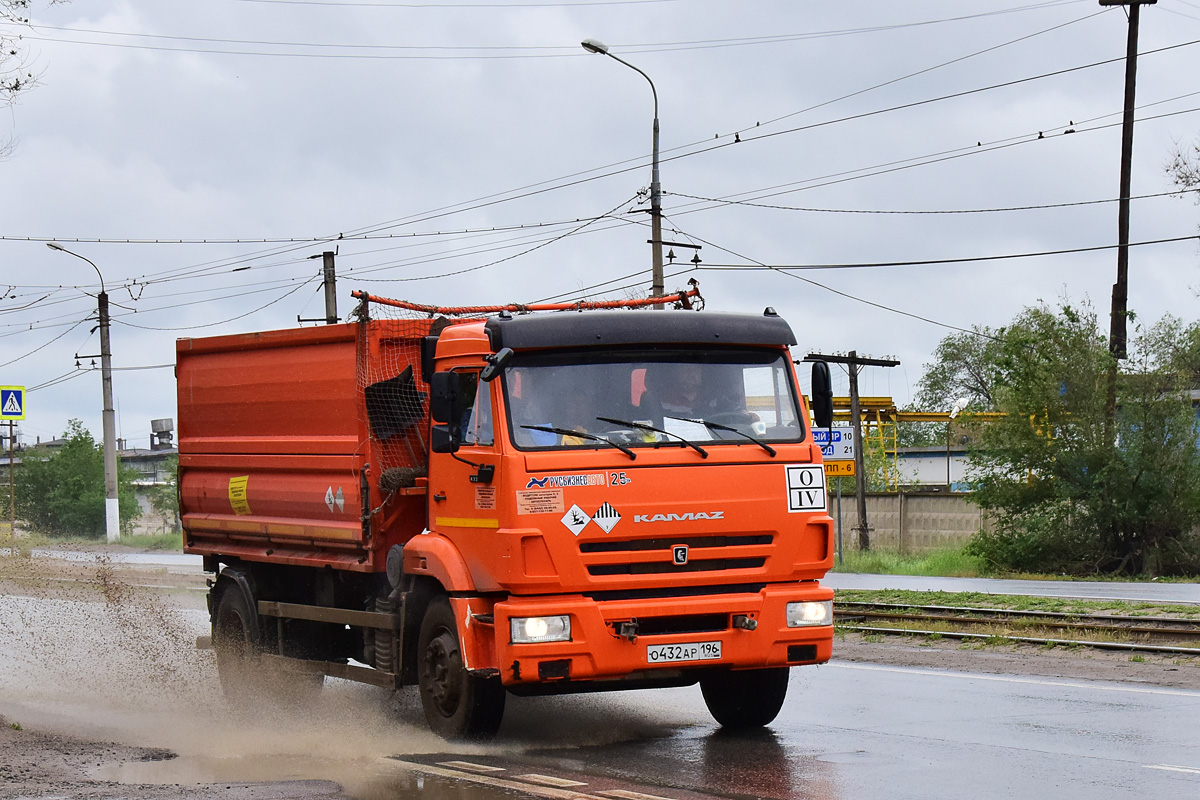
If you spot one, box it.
[424,631,462,715]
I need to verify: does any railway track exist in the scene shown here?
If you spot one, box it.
[834,601,1200,656]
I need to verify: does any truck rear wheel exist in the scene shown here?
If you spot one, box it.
[417,596,505,739]
[700,667,789,729]
[213,583,322,705]
[213,585,266,704]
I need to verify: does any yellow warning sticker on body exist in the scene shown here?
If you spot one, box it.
[228,476,252,516]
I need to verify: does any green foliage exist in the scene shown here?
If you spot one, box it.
[14,419,141,539]
[894,413,943,449]
[831,546,984,577]
[915,325,1003,412]
[962,303,1200,577]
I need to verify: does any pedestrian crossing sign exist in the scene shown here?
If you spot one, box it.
[1,386,25,420]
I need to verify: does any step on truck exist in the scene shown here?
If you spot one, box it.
[177,290,837,739]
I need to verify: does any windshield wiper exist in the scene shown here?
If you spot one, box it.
[665,416,777,457]
[595,417,708,459]
[520,425,637,460]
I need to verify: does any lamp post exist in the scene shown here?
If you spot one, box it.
[46,243,119,544]
[581,38,665,308]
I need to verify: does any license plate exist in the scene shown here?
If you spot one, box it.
[646,641,722,664]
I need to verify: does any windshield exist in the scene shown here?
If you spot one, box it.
[502,348,806,450]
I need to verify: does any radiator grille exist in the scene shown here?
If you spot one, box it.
[581,533,773,577]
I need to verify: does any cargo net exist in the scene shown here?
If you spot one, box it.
[350,284,703,489]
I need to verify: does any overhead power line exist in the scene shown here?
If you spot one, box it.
[667,187,1200,216]
[112,279,319,331]
[695,234,1200,272]
[30,1,1092,61]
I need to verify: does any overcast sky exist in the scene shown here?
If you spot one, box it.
[2,0,1200,448]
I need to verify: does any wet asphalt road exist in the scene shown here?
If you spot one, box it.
[9,552,1199,798]
[91,664,1200,800]
[400,661,1200,800]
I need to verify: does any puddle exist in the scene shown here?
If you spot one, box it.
[94,754,526,800]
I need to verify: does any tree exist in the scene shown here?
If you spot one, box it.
[14,419,141,538]
[960,303,1200,576]
[2,2,68,156]
[1168,135,1200,200]
[914,325,1003,412]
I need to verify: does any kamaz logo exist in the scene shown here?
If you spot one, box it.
[634,511,724,523]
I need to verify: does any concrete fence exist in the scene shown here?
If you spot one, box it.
[826,492,993,554]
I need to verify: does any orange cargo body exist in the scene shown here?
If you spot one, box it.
[177,320,431,571]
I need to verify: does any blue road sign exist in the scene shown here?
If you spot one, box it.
[0,386,25,421]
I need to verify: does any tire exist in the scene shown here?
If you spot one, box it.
[417,595,505,739]
[213,584,266,705]
[213,583,323,706]
[700,667,789,729]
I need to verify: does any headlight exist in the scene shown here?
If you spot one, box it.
[786,600,832,627]
[510,615,571,643]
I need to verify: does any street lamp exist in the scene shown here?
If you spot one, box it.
[581,38,665,307]
[46,242,119,544]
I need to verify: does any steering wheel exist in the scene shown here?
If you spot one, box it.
[706,410,755,426]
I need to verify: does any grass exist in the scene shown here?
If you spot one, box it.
[831,546,984,577]
[6,531,183,552]
[124,532,184,551]
[834,588,1200,618]
[829,545,1200,583]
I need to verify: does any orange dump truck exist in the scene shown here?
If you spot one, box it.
[177,292,836,738]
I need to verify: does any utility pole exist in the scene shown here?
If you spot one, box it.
[806,351,899,551]
[322,251,338,325]
[47,243,119,544]
[1101,0,1155,418]
[299,251,339,326]
[97,290,118,543]
[7,422,14,541]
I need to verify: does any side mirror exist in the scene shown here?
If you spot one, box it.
[811,361,833,430]
[480,347,514,383]
[430,424,460,454]
[430,371,472,425]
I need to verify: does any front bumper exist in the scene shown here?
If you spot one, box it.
[490,581,833,688]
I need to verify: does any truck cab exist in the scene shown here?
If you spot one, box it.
[411,308,835,735]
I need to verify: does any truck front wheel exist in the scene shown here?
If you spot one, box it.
[417,596,505,739]
[700,667,789,729]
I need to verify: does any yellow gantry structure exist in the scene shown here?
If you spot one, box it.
[826,397,1005,490]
